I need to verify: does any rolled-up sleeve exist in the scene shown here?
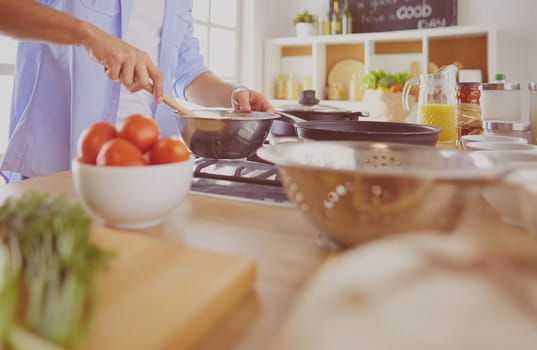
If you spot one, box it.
[173,9,208,100]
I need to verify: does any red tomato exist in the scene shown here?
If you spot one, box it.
[149,137,190,165]
[77,122,117,164]
[96,138,146,166]
[118,114,160,152]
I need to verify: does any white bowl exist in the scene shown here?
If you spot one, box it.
[476,151,537,227]
[72,158,193,229]
[461,134,527,149]
[518,171,537,237]
[464,141,537,152]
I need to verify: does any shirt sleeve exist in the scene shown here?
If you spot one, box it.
[173,11,209,100]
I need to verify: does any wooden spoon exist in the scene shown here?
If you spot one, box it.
[143,84,194,116]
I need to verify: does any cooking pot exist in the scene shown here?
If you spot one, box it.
[277,112,440,146]
[174,109,279,159]
[273,90,367,137]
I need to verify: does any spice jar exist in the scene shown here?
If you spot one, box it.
[483,120,531,143]
[530,83,537,144]
[481,83,522,121]
[456,82,482,146]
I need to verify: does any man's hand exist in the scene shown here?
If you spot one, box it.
[81,23,163,103]
[231,86,274,112]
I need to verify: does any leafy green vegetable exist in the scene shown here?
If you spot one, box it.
[0,192,112,349]
[360,70,410,91]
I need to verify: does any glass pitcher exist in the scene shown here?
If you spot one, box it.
[403,64,458,143]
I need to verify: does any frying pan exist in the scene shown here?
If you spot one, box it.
[272,90,367,137]
[277,112,440,146]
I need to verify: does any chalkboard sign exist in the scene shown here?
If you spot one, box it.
[330,0,457,33]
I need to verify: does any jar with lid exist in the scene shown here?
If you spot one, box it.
[530,83,537,144]
[456,82,482,146]
[482,120,531,143]
[481,82,522,121]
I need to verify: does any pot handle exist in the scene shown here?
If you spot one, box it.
[351,111,369,119]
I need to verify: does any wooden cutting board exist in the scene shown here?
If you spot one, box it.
[79,226,256,350]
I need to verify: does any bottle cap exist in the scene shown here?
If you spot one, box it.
[494,73,506,81]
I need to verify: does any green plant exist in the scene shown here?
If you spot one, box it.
[293,10,316,25]
[360,70,410,93]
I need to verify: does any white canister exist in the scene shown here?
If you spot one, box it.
[483,120,531,143]
[481,83,522,121]
[530,83,537,144]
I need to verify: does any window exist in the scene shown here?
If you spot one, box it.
[192,0,240,83]
[0,35,17,155]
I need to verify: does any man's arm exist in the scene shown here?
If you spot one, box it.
[0,0,163,102]
[185,71,273,112]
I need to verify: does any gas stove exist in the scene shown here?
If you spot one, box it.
[189,155,291,207]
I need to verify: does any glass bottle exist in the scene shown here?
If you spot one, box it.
[456,82,482,147]
[318,3,331,35]
[286,75,301,100]
[342,0,353,34]
[348,74,360,101]
[274,75,287,99]
[330,0,343,35]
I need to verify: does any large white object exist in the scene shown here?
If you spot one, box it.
[481,83,522,121]
[72,157,193,229]
[460,134,527,149]
[477,151,537,227]
[458,69,482,83]
[117,0,166,123]
[272,233,537,350]
[264,24,497,109]
[464,140,537,152]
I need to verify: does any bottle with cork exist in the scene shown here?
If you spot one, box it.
[330,0,343,35]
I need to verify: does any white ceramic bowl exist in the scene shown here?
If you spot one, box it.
[464,141,537,152]
[72,157,193,229]
[461,134,527,149]
[476,151,537,227]
[518,170,537,238]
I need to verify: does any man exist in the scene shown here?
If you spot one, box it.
[0,0,272,181]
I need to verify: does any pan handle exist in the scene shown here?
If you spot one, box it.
[275,111,307,125]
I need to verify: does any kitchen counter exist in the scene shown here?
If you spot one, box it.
[1,171,535,349]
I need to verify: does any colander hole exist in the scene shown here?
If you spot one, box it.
[371,185,383,197]
[336,185,346,195]
[323,200,334,209]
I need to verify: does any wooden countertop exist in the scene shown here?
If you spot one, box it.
[0,171,534,350]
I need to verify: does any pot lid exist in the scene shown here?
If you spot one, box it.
[278,90,348,112]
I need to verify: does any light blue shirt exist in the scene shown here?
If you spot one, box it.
[1,0,208,180]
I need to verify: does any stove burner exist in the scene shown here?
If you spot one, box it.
[189,157,289,205]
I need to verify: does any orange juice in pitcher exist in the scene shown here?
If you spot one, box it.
[403,65,458,143]
[418,104,456,142]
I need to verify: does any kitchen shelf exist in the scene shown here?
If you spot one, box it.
[264,24,497,108]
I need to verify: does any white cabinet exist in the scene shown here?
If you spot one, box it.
[264,24,497,109]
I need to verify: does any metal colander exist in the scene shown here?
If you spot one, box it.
[257,141,507,249]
